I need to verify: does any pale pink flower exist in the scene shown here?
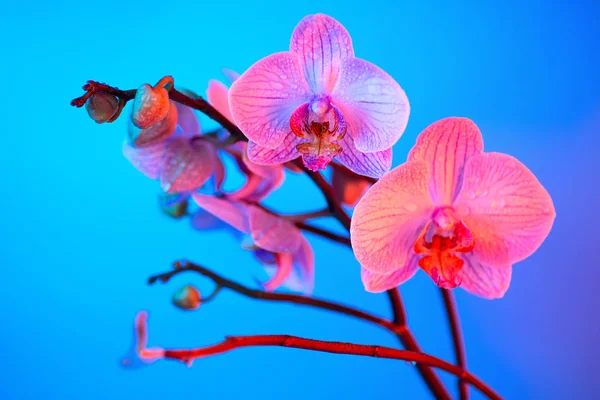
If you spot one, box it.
[207,73,285,202]
[228,14,409,178]
[123,102,224,194]
[351,117,556,299]
[191,193,314,294]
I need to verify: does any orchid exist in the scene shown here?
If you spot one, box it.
[228,14,409,178]
[68,12,557,398]
[351,117,556,298]
[206,73,285,202]
[192,193,314,294]
[123,100,225,194]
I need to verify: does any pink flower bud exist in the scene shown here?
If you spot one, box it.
[132,83,170,129]
[85,93,120,124]
[128,100,178,148]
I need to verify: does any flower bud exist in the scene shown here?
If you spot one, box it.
[85,93,120,124]
[172,284,201,311]
[132,83,170,129]
[159,192,189,219]
[128,100,178,147]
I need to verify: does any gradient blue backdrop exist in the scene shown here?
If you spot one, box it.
[1,1,598,398]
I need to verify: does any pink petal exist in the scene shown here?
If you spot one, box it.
[222,68,241,83]
[263,237,315,294]
[160,138,216,194]
[290,14,354,94]
[190,209,224,231]
[454,152,556,267]
[191,193,250,233]
[211,156,226,192]
[361,253,419,293]
[351,160,434,274]
[122,140,169,179]
[460,256,512,299]
[206,80,235,124]
[332,167,372,207]
[336,134,392,178]
[408,117,484,205]
[332,57,409,153]
[174,102,201,137]
[262,252,294,292]
[248,205,303,253]
[229,52,310,149]
[247,137,301,165]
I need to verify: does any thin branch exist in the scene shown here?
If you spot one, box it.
[149,332,501,400]
[149,261,401,335]
[294,222,351,246]
[284,207,331,222]
[442,289,469,400]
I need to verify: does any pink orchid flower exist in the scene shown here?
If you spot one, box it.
[207,73,285,202]
[191,193,314,294]
[350,117,556,299]
[123,101,225,194]
[331,166,373,207]
[228,14,409,178]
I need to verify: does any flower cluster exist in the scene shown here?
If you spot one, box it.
[75,12,557,398]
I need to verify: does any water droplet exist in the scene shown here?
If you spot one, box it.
[490,198,505,209]
[279,74,288,80]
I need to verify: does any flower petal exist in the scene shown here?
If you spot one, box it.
[174,102,201,137]
[263,237,314,294]
[206,79,234,124]
[122,140,169,179]
[455,152,556,267]
[191,194,250,233]
[248,205,303,253]
[289,14,354,94]
[351,160,434,274]
[222,68,241,83]
[336,134,392,178]
[332,57,409,153]
[120,312,163,369]
[460,256,512,299]
[332,166,372,207]
[159,138,216,194]
[408,117,484,205]
[247,137,301,165]
[190,209,226,231]
[262,252,294,292]
[229,52,310,149]
[361,253,419,293]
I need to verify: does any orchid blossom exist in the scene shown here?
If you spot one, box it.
[192,193,314,294]
[228,14,409,178]
[123,100,225,194]
[351,117,556,299]
[206,73,285,202]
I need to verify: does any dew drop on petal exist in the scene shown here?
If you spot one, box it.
[404,203,418,212]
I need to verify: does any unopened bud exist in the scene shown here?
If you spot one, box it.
[172,284,201,311]
[85,93,120,124]
[128,100,178,147]
[132,83,170,129]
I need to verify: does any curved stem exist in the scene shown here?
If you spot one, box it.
[294,222,351,246]
[442,289,469,400]
[149,261,401,334]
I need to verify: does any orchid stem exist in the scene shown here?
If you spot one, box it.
[442,289,469,400]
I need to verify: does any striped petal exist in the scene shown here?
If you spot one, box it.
[336,134,392,178]
[460,256,512,299]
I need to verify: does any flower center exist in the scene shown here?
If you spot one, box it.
[413,207,475,289]
[290,98,347,171]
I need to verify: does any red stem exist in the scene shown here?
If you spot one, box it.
[158,334,500,400]
[442,289,469,399]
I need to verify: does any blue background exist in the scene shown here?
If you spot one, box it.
[1,0,598,398]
